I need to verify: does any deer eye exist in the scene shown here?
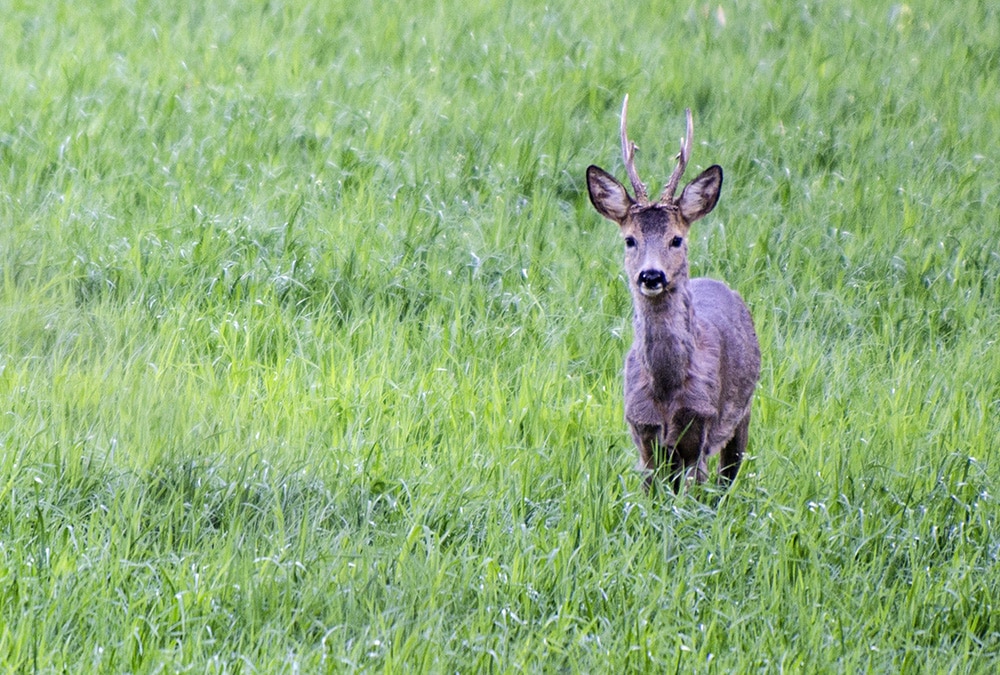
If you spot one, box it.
[669,235,684,248]
[624,236,637,249]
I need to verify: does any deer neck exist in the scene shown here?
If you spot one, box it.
[633,285,695,397]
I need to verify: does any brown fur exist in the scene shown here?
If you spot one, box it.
[586,103,760,491]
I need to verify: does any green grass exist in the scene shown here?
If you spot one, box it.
[2,0,999,671]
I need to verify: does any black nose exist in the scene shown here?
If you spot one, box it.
[637,270,667,289]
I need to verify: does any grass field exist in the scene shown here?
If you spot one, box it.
[2,0,999,671]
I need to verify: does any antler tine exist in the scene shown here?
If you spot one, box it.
[660,108,694,203]
[620,94,649,204]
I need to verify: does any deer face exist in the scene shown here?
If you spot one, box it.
[621,206,690,298]
[587,164,723,301]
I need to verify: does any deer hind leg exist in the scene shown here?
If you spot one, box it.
[719,411,751,486]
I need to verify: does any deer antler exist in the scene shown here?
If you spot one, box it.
[620,94,649,204]
[659,108,693,203]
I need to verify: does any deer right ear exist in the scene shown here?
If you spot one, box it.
[587,165,633,222]
[677,165,723,224]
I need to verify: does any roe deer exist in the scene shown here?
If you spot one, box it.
[586,96,760,492]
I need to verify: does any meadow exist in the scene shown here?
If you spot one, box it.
[1,0,998,671]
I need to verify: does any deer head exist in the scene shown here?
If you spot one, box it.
[587,96,722,300]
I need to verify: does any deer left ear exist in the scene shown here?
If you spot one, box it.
[677,165,723,224]
[587,165,634,222]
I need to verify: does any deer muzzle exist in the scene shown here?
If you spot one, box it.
[637,269,667,297]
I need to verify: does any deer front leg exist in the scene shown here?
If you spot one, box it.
[630,422,659,491]
[630,422,684,493]
[719,411,750,486]
[689,422,711,486]
[673,413,709,489]
[669,452,709,493]
[686,454,710,486]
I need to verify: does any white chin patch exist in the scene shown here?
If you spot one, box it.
[639,285,665,297]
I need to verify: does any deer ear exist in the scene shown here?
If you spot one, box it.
[677,165,723,224]
[587,165,633,222]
